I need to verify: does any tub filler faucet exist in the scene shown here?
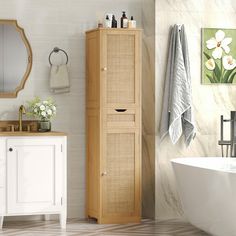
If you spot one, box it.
[219,111,236,157]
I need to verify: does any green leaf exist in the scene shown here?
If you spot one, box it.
[228,71,236,83]
[213,63,222,82]
[223,69,234,83]
[212,72,217,83]
[203,52,211,60]
[206,74,215,83]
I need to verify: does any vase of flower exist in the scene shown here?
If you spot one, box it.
[38,120,51,132]
[27,97,57,132]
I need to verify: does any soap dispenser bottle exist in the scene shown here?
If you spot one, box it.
[105,15,112,28]
[120,11,128,28]
[128,16,136,28]
[112,15,117,28]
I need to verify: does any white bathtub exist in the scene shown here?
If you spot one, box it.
[171,157,236,236]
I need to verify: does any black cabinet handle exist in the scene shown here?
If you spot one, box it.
[9,148,13,152]
[115,109,127,113]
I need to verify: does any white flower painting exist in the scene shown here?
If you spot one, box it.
[202,28,236,84]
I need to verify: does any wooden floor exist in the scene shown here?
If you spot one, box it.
[0,219,211,236]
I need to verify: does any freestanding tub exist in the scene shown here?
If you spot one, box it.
[171,157,236,236]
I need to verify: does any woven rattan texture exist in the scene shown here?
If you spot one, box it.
[105,133,135,214]
[107,114,135,122]
[107,35,135,104]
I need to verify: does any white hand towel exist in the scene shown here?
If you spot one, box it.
[51,87,70,94]
[50,64,70,93]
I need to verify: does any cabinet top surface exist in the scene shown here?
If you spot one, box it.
[0,131,67,136]
[86,28,142,34]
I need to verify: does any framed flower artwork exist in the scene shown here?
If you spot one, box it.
[202,28,236,84]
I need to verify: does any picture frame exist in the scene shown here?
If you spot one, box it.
[201,28,236,84]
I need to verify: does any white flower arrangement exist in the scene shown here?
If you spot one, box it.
[27,97,57,121]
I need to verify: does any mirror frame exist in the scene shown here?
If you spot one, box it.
[0,19,32,98]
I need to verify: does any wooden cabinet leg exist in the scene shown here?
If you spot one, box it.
[0,216,4,229]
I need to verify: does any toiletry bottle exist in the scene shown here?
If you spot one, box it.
[105,15,112,28]
[128,16,136,28]
[112,15,117,28]
[98,20,103,28]
[128,18,132,28]
[107,13,113,21]
[120,11,128,28]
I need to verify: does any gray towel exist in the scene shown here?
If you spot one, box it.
[160,24,195,146]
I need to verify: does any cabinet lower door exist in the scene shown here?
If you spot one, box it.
[101,129,141,223]
[7,138,62,214]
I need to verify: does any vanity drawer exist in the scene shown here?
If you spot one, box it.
[105,108,139,127]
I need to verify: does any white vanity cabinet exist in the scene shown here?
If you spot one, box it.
[0,134,67,229]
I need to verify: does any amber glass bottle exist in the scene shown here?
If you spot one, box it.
[120,11,128,28]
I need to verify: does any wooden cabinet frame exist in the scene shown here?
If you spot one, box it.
[86,28,142,224]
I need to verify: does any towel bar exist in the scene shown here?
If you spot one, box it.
[49,47,68,65]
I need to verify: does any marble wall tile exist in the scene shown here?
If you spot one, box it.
[141,0,155,219]
[155,0,236,219]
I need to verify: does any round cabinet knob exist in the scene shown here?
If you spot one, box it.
[101,172,107,176]
[9,148,13,152]
[102,67,107,71]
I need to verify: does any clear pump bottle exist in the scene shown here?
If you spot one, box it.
[105,15,112,28]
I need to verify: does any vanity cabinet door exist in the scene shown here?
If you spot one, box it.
[0,139,6,215]
[7,138,63,214]
[0,188,4,214]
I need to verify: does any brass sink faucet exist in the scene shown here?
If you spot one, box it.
[19,105,26,132]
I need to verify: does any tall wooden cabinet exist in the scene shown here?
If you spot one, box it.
[86,28,141,224]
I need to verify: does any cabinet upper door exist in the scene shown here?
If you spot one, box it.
[7,138,63,214]
[101,30,141,107]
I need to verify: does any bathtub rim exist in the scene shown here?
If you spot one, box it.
[171,157,236,174]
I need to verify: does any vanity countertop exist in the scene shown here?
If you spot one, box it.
[0,131,67,136]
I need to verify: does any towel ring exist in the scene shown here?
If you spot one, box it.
[48,47,68,65]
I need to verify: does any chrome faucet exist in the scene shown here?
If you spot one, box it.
[19,105,26,132]
[219,111,236,157]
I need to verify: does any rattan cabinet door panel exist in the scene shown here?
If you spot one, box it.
[101,130,140,219]
[101,31,141,107]
[107,35,135,104]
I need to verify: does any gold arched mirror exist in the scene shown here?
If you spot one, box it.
[0,20,32,98]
